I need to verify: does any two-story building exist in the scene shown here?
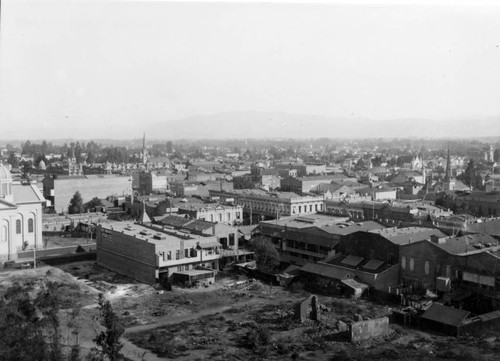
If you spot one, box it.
[177,202,243,226]
[256,214,383,266]
[209,189,325,224]
[96,221,239,287]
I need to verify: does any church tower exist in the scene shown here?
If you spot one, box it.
[68,146,82,176]
[141,132,148,165]
[443,146,455,191]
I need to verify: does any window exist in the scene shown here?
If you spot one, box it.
[177,266,182,271]
[167,251,172,260]
[1,226,7,242]
[175,250,180,260]
[185,264,190,271]
[219,213,222,222]
[424,261,430,275]
[184,249,189,258]
[409,258,414,272]
[28,218,34,233]
[16,220,21,234]
[401,257,406,270]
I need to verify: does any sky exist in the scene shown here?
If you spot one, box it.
[1,0,500,140]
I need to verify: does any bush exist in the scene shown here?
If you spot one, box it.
[244,325,271,351]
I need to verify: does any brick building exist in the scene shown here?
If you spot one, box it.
[96,221,248,286]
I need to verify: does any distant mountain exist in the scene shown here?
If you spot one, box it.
[147,111,500,140]
[2,111,499,142]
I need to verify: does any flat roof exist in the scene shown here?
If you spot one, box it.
[261,214,348,229]
[322,221,384,236]
[369,227,446,245]
[100,222,215,246]
[432,234,499,255]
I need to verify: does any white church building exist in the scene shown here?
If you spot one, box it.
[0,163,45,262]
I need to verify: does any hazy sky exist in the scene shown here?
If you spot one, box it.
[1,0,500,140]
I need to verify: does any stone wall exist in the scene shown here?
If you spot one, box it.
[350,316,389,343]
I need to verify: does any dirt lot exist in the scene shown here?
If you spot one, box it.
[1,261,500,361]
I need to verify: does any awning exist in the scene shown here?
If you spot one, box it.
[341,278,369,291]
[197,241,222,249]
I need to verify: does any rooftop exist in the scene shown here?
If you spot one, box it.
[12,182,46,204]
[369,227,446,245]
[431,233,499,255]
[260,213,349,229]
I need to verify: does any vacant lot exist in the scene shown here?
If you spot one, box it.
[1,261,499,360]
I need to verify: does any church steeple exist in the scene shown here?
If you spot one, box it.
[444,146,451,182]
[141,132,148,165]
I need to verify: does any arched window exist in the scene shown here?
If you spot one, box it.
[16,220,22,234]
[28,218,34,233]
[1,225,7,242]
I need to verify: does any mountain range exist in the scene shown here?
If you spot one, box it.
[147,111,500,140]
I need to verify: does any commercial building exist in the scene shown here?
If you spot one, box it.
[256,214,383,265]
[209,189,325,224]
[177,202,243,225]
[324,199,450,225]
[1,164,45,261]
[43,174,131,213]
[280,175,350,194]
[96,221,247,286]
[138,171,169,195]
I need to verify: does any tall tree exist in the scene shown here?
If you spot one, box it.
[7,151,19,168]
[68,191,84,214]
[166,141,173,154]
[93,294,124,361]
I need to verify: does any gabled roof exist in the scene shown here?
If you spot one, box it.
[182,219,214,232]
[300,262,351,280]
[421,303,470,327]
[157,214,191,228]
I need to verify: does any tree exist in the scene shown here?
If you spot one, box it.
[84,197,103,212]
[166,141,173,154]
[68,191,84,214]
[250,237,280,273]
[0,282,80,361]
[92,294,124,361]
[7,151,19,168]
[462,159,475,187]
[233,176,256,190]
